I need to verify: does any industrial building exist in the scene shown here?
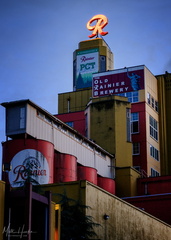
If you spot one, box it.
[57,37,162,179]
[1,97,170,239]
[1,99,115,189]
[1,14,171,240]
[1,96,171,239]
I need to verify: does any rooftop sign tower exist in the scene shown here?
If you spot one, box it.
[73,14,113,90]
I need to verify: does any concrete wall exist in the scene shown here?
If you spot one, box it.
[0,181,5,240]
[42,180,171,240]
[87,95,133,167]
[85,181,171,240]
[115,167,140,197]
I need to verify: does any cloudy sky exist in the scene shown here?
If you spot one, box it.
[0,0,171,176]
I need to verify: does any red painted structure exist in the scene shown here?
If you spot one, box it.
[123,193,171,225]
[98,176,115,194]
[55,111,85,136]
[131,102,147,174]
[77,166,97,185]
[123,176,171,225]
[137,176,171,195]
[2,139,54,184]
[54,152,77,183]
[2,139,116,195]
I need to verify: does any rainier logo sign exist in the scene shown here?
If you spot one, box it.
[87,14,108,38]
[8,149,50,187]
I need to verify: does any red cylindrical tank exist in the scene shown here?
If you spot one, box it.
[54,152,77,183]
[77,166,97,185]
[2,139,54,186]
[97,176,115,194]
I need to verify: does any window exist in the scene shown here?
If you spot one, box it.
[147,92,151,104]
[149,116,158,141]
[134,166,140,172]
[132,91,139,103]
[37,111,44,119]
[53,122,60,129]
[45,116,52,124]
[66,121,74,128]
[147,93,158,113]
[101,152,106,159]
[20,107,26,129]
[37,111,52,124]
[133,143,140,155]
[151,168,159,177]
[155,101,158,112]
[150,145,159,161]
[117,91,139,103]
[151,97,154,108]
[131,112,139,133]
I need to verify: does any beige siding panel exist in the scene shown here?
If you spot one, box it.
[26,104,113,178]
[27,105,54,142]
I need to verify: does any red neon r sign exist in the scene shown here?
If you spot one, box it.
[87,14,108,38]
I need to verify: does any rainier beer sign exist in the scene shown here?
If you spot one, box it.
[8,149,50,187]
[87,14,108,38]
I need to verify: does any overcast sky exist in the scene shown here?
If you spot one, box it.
[0,0,171,177]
